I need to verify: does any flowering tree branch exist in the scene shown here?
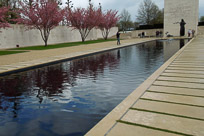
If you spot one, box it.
[98,10,119,40]
[0,6,10,30]
[66,5,101,42]
[18,0,65,46]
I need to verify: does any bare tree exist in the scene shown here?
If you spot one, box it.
[119,9,132,32]
[136,0,163,25]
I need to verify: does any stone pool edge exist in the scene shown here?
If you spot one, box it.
[85,38,195,136]
[0,39,155,77]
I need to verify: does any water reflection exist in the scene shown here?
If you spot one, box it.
[163,39,188,61]
[0,39,188,136]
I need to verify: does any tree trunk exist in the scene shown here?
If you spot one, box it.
[44,42,47,47]
[82,37,85,42]
[44,39,48,47]
[43,29,50,47]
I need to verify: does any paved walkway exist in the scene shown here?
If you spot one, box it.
[86,37,204,136]
[0,38,154,75]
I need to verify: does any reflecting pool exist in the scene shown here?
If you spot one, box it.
[0,39,188,136]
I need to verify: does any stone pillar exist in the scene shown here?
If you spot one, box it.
[164,0,199,37]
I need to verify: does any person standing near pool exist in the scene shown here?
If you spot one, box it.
[188,29,192,37]
[180,19,186,36]
[192,29,195,37]
[174,19,186,36]
[116,31,120,45]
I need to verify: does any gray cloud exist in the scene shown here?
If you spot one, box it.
[64,0,204,20]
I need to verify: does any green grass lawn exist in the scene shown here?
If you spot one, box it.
[0,51,28,56]
[9,39,116,51]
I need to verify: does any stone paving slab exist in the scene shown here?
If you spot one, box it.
[148,85,204,96]
[167,66,204,71]
[106,123,180,136]
[141,92,204,107]
[165,69,204,74]
[133,99,204,120]
[157,76,204,83]
[178,55,204,58]
[121,110,204,136]
[172,62,204,65]
[175,58,204,61]
[169,65,204,68]
[161,72,204,79]
[153,80,204,89]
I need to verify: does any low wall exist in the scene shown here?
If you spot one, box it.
[198,26,204,35]
[0,25,118,49]
[131,26,203,38]
[131,29,163,38]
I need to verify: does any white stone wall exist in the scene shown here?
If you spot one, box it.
[0,25,118,49]
[164,0,199,37]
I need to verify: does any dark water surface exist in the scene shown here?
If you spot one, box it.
[0,39,188,136]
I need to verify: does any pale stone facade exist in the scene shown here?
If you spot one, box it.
[164,0,199,37]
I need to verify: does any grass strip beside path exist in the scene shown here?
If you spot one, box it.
[0,51,28,56]
[8,39,116,51]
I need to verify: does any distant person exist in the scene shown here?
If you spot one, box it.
[180,19,186,36]
[116,31,120,45]
[192,29,195,37]
[188,29,192,37]
[159,31,163,37]
[156,31,159,37]
[142,32,145,38]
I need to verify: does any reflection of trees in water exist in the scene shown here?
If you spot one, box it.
[0,51,120,116]
[33,52,120,101]
[68,52,119,80]
[0,75,32,117]
[33,66,66,103]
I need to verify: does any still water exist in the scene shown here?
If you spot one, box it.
[0,39,188,136]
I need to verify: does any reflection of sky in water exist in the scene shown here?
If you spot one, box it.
[0,39,188,136]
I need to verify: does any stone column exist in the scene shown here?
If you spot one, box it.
[164,0,199,37]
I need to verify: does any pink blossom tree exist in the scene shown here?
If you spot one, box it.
[66,5,101,42]
[18,0,65,46]
[0,6,10,30]
[98,10,119,40]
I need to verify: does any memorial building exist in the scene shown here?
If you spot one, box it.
[164,0,199,37]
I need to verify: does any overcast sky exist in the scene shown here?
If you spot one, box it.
[62,0,204,21]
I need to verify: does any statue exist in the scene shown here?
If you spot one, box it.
[180,19,186,36]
